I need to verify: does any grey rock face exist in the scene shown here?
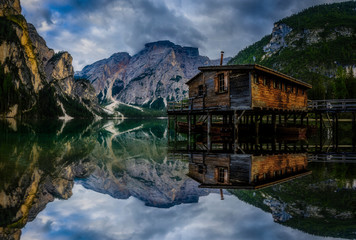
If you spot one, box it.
[263,23,292,58]
[76,40,230,107]
[77,52,131,103]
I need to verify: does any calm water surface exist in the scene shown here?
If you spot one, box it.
[0,119,355,240]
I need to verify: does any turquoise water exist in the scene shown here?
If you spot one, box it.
[0,119,355,240]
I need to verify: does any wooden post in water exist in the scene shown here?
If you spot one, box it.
[174,115,177,132]
[272,113,277,135]
[335,113,339,151]
[167,115,171,145]
[352,113,356,151]
[207,113,212,151]
[188,114,191,135]
[233,110,239,153]
[255,114,259,136]
[319,113,323,152]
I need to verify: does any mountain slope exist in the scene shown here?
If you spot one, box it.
[229,1,356,99]
[76,40,230,109]
[0,0,107,119]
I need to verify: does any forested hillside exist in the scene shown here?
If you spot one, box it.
[229,1,356,99]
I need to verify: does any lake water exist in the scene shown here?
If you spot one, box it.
[0,119,355,240]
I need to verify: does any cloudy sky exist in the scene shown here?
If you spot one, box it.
[21,0,347,71]
[22,184,332,240]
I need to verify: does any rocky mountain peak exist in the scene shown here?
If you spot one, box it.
[0,0,21,16]
[144,40,176,49]
[109,52,131,62]
[143,40,200,57]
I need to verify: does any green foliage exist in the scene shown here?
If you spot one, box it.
[49,51,66,63]
[36,85,63,118]
[114,104,166,118]
[59,95,94,119]
[170,75,182,82]
[228,1,356,100]
[149,97,165,110]
[277,1,356,32]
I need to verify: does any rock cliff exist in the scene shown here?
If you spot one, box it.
[0,0,107,118]
[76,40,230,109]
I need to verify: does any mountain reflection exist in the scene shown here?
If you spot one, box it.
[0,119,355,240]
[0,119,208,240]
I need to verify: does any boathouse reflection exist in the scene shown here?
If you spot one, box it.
[187,152,310,190]
[170,137,312,190]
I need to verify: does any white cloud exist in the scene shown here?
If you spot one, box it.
[21,0,348,70]
[22,184,331,240]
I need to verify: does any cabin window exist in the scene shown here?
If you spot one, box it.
[263,77,266,85]
[198,165,204,174]
[284,83,288,92]
[218,167,225,183]
[302,89,305,95]
[218,73,225,93]
[279,82,283,90]
[198,85,204,96]
[273,80,279,89]
[290,86,294,93]
[296,87,299,95]
[254,74,259,84]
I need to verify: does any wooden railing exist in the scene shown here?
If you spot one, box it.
[308,153,356,163]
[308,99,356,112]
[167,99,190,111]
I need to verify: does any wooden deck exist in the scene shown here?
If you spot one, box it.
[168,99,356,113]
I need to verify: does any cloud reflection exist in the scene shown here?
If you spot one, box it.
[22,184,332,240]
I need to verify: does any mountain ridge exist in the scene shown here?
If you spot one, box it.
[75,40,231,110]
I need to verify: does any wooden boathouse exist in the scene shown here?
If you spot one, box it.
[167,63,312,138]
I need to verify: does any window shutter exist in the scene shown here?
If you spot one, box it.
[214,75,219,93]
[224,72,228,91]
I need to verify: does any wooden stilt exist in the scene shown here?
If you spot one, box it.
[272,113,276,135]
[207,113,212,151]
[352,113,356,151]
[335,113,339,151]
[233,110,239,153]
[188,114,191,135]
[319,113,323,152]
